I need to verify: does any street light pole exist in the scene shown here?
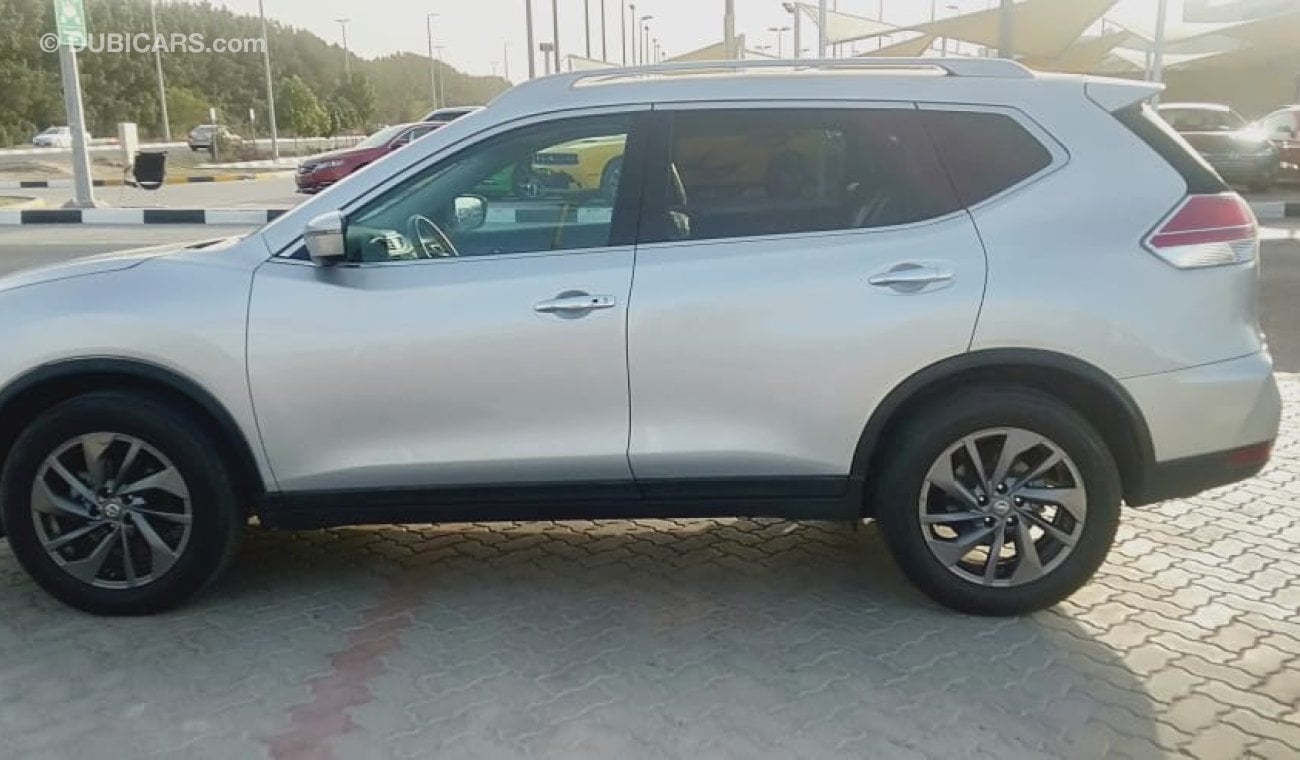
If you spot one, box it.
[768,26,790,57]
[724,0,736,60]
[426,13,439,109]
[434,45,446,105]
[585,0,592,58]
[640,16,652,66]
[150,0,170,141]
[997,0,1014,58]
[601,0,608,62]
[58,44,96,207]
[629,3,637,64]
[504,41,511,80]
[818,0,828,57]
[335,18,351,77]
[1150,0,1169,102]
[258,0,279,160]
[783,3,801,60]
[551,0,561,72]
[525,0,537,79]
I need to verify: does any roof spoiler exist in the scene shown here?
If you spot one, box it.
[1085,77,1164,112]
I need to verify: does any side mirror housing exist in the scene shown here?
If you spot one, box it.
[452,194,488,232]
[304,210,347,266]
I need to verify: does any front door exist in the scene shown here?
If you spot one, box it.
[248,112,645,492]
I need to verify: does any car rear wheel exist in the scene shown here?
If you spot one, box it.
[873,386,1121,616]
[1,391,243,615]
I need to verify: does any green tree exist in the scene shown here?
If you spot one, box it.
[323,96,358,137]
[333,72,376,130]
[275,75,327,137]
[166,87,211,137]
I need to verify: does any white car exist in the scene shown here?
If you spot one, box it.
[0,59,1281,616]
[31,126,73,148]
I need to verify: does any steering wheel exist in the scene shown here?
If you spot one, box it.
[409,214,458,258]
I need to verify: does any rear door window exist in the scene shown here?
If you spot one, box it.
[919,110,1054,207]
[641,108,962,244]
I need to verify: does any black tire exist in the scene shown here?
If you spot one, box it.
[872,386,1120,616]
[599,156,623,200]
[1,391,243,615]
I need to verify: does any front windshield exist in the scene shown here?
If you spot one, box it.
[1160,108,1246,132]
[355,125,408,150]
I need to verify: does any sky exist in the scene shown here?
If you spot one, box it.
[204,0,1182,82]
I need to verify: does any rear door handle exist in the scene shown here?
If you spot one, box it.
[533,292,616,314]
[869,264,954,290]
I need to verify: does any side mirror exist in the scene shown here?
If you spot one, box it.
[452,194,487,232]
[304,210,347,266]
[1280,125,1297,138]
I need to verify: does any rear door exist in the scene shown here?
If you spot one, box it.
[624,104,988,492]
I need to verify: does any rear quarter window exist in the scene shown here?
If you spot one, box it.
[920,110,1054,206]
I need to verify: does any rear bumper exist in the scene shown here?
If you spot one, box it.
[1123,351,1280,505]
[1129,441,1273,505]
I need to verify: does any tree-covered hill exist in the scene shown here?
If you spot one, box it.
[0,0,511,146]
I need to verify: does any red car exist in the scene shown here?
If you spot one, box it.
[1258,106,1300,180]
[296,123,442,193]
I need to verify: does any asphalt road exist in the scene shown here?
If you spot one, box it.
[0,222,1297,371]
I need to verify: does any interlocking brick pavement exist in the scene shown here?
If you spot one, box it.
[0,375,1296,759]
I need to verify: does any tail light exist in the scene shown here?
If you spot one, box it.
[1144,193,1258,269]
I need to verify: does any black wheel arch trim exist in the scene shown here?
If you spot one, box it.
[850,348,1157,508]
[0,357,268,500]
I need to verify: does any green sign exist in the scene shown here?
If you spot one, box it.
[54,0,86,47]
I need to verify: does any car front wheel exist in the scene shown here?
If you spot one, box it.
[1,391,243,615]
[874,386,1121,616]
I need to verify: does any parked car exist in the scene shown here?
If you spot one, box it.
[295,122,442,193]
[421,105,485,123]
[1156,103,1279,191]
[1257,105,1300,180]
[31,126,73,148]
[0,60,1279,616]
[522,134,627,198]
[186,124,240,152]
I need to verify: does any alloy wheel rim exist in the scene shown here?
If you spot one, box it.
[917,427,1087,588]
[31,433,193,590]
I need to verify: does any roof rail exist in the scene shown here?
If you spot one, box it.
[488,58,1034,110]
[523,57,1028,90]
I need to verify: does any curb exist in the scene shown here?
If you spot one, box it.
[0,171,293,191]
[0,208,286,225]
[1250,201,1300,222]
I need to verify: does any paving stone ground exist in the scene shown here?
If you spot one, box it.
[1,376,1296,760]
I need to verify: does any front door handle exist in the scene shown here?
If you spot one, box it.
[534,292,616,315]
[869,264,954,291]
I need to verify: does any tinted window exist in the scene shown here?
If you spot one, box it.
[344,115,631,263]
[646,109,961,243]
[920,110,1053,207]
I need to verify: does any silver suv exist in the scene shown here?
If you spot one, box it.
[0,60,1280,615]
